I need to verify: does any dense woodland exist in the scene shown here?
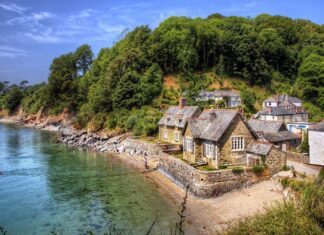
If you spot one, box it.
[1,13,324,135]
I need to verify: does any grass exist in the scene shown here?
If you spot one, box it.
[197,165,216,171]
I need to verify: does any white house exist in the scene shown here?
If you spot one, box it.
[196,90,241,107]
[308,122,324,166]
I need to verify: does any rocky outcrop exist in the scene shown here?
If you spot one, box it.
[58,127,162,161]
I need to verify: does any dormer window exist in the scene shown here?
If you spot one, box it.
[178,119,182,125]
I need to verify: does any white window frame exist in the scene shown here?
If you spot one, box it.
[163,130,168,140]
[186,138,193,153]
[205,143,215,159]
[232,137,245,151]
[174,132,180,142]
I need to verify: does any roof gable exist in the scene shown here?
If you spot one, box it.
[187,109,257,142]
[248,119,287,133]
[158,105,200,128]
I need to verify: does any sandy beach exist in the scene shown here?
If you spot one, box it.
[113,151,284,234]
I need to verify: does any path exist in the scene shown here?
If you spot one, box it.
[287,160,323,177]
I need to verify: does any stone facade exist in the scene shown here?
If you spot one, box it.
[218,115,255,165]
[265,147,287,175]
[159,153,269,198]
[183,113,256,168]
[159,126,183,144]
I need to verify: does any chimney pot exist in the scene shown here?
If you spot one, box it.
[209,111,216,123]
[179,98,187,109]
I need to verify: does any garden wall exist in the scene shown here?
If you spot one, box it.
[158,153,270,198]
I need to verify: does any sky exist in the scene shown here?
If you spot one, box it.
[0,0,323,84]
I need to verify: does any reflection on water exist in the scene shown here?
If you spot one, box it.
[0,124,177,234]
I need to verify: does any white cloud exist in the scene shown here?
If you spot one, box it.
[23,28,62,44]
[7,11,55,25]
[0,3,27,14]
[0,45,28,58]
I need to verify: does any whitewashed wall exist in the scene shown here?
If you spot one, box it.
[309,130,324,166]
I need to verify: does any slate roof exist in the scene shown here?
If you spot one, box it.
[263,131,300,143]
[158,106,200,129]
[187,109,241,142]
[248,119,286,133]
[264,94,301,104]
[309,122,324,131]
[259,107,299,116]
[247,142,273,156]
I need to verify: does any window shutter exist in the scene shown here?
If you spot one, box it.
[183,138,186,151]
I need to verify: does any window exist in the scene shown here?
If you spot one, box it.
[232,137,244,151]
[163,131,167,139]
[205,143,215,159]
[174,132,179,142]
[186,139,193,152]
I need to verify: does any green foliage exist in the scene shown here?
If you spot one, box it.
[300,132,309,153]
[224,202,323,235]
[219,164,228,169]
[295,53,324,109]
[21,83,49,114]
[232,167,244,174]
[2,13,324,133]
[1,86,23,112]
[252,165,265,175]
[240,90,256,114]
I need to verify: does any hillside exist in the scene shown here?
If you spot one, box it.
[1,13,324,135]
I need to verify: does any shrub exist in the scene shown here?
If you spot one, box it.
[252,165,265,175]
[232,167,244,174]
[219,164,228,169]
[224,202,323,235]
[281,165,290,171]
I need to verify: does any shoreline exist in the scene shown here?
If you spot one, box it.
[0,117,284,234]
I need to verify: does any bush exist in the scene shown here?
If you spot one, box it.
[219,164,228,169]
[224,202,323,235]
[281,165,290,171]
[232,167,244,174]
[252,165,265,175]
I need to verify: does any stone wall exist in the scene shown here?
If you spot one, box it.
[159,153,268,198]
[287,151,309,164]
[266,147,287,174]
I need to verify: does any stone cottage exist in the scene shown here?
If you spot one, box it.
[246,141,287,174]
[182,109,258,168]
[158,98,201,144]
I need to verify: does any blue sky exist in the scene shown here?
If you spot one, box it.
[0,0,323,84]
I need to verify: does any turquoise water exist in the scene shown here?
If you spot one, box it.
[0,124,178,235]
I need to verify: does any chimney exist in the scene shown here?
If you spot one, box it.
[179,97,187,109]
[209,111,217,123]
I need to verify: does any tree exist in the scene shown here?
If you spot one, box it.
[295,53,324,107]
[2,86,23,112]
[47,53,78,112]
[240,90,256,114]
[74,44,94,76]
[19,80,29,90]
